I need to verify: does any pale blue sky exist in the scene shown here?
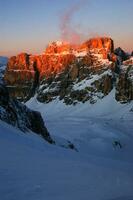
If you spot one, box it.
[0,0,133,56]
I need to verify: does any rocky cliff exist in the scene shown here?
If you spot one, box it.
[0,83,53,143]
[4,37,133,104]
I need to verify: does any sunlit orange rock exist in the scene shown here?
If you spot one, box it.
[45,41,72,54]
[5,37,117,100]
[6,37,114,80]
[82,37,114,52]
[7,53,30,70]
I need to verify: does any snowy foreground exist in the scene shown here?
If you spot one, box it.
[0,90,133,200]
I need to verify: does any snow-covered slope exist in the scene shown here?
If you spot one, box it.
[0,83,53,144]
[0,120,133,200]
[27,90,133,160]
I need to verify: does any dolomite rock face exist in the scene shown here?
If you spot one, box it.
[5,37,115,100]
[4,37,132,104]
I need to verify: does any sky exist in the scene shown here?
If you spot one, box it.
[0,0,133,57]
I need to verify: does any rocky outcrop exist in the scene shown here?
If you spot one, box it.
[4,53,34,100]
[0,83,53,143]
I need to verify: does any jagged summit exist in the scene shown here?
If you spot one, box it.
[82,37,114,50]
[6,37,114,76]
[45,37,114,56]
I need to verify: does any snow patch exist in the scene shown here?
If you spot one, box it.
[73,69,112,91]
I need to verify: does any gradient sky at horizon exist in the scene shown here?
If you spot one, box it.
[0,0,133,57]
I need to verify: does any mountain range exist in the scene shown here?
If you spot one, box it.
[4,37,133,104]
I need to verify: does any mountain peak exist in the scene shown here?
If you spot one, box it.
[82,37,114,52]
[45,37,114,56]
[5,36,122,102]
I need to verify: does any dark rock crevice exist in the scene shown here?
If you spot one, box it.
[26,61,40,101]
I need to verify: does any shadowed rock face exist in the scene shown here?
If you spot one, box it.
[116,58,133,103]
[0,83,53,144]
[114,47,129,62]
